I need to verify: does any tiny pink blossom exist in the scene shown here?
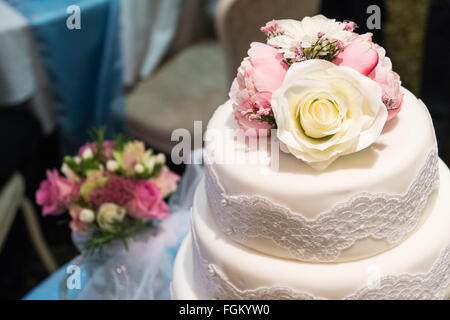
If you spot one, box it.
[343,21,356,32]
[294,43,305,62]
[78,140,115,158]
[260,20,282,35]
[127,181,169,220]
[35,169,75,215]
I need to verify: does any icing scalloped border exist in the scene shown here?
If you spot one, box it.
[204,147,440,262]
[191,228,450,300]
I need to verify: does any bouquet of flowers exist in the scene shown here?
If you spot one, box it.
[35,129,180,253]
[231,15,403,170]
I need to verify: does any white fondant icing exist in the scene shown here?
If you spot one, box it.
[204,89,436,219]
[203,88,438,262]
[172,161,450,299]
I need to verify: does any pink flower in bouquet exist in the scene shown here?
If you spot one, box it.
[78,140,115,158]
[123,141,146,175]
[68,205,89,235]
[151,166,180,198]
[89,174,136,209]
[127,181,169,220]
[333,34,379,76]
[368,44,403,121]
[35,169,75,215]
[229,42,288,135]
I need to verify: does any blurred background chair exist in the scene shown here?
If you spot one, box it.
[126,0,228,155]
[0,173,57,274]
[126,0,322,154]
[126,42,227,154]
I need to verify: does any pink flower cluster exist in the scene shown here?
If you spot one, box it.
[36,169,75,215]
[229,42,287,135]
[88,174,170,220]
[79,140,115,158]
[260,20,283,36]
[35,140,180,236]
[229,18,403,134]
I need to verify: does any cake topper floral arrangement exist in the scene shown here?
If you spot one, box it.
[230,15,403,170]
[35,129,180,253]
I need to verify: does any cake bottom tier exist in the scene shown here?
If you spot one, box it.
[172,160,450,300]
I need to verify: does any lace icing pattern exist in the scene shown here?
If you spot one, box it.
[191,229,450,300]
[204,148,440,262]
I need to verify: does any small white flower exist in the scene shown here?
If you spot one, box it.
[154,153,166,164]
[79,209,95,223]
[106,160,119,172]
[97,203,126,231]
[74,156,82,164]
[147,157,155,171]
[268,15,355,62]
[61,163,80,183]
[134,163,145,174]
[82,148,94,159]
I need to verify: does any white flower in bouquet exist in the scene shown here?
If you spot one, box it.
[154,153,166,164]
[134,163,145,174]
[80,208,95,223]
[106,159,119,172]
[61,162,81,183]
[97,203,126,231]
[82,147,94,159]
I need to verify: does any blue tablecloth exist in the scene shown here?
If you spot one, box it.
[23,261,73,300]
[24,239,184,300]
[7,0,125,154]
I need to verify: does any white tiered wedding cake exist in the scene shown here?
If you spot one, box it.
[172,16,450,299]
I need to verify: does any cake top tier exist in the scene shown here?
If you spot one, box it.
[205,88,436,219]
[229,15,403,170]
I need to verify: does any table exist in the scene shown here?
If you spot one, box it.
[1,0,183,153]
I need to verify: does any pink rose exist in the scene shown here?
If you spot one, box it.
[367,44,403,121]
[334,34,379,76]
[36,169,74,215]
[68,205,89,235]
[151,166,180,198]
[334,34,403,121]
[127,181,169,220]
[229,42,287,135]
[78,140,115,158]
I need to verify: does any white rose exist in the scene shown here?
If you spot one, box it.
[271,59,387,170]
[82,148,94,159]
[79,208,95,223]
[106,160,119,172]
[97,203,126,231]
[154,153,166,164]
[146,157,155,172]
[134,163,145,173]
